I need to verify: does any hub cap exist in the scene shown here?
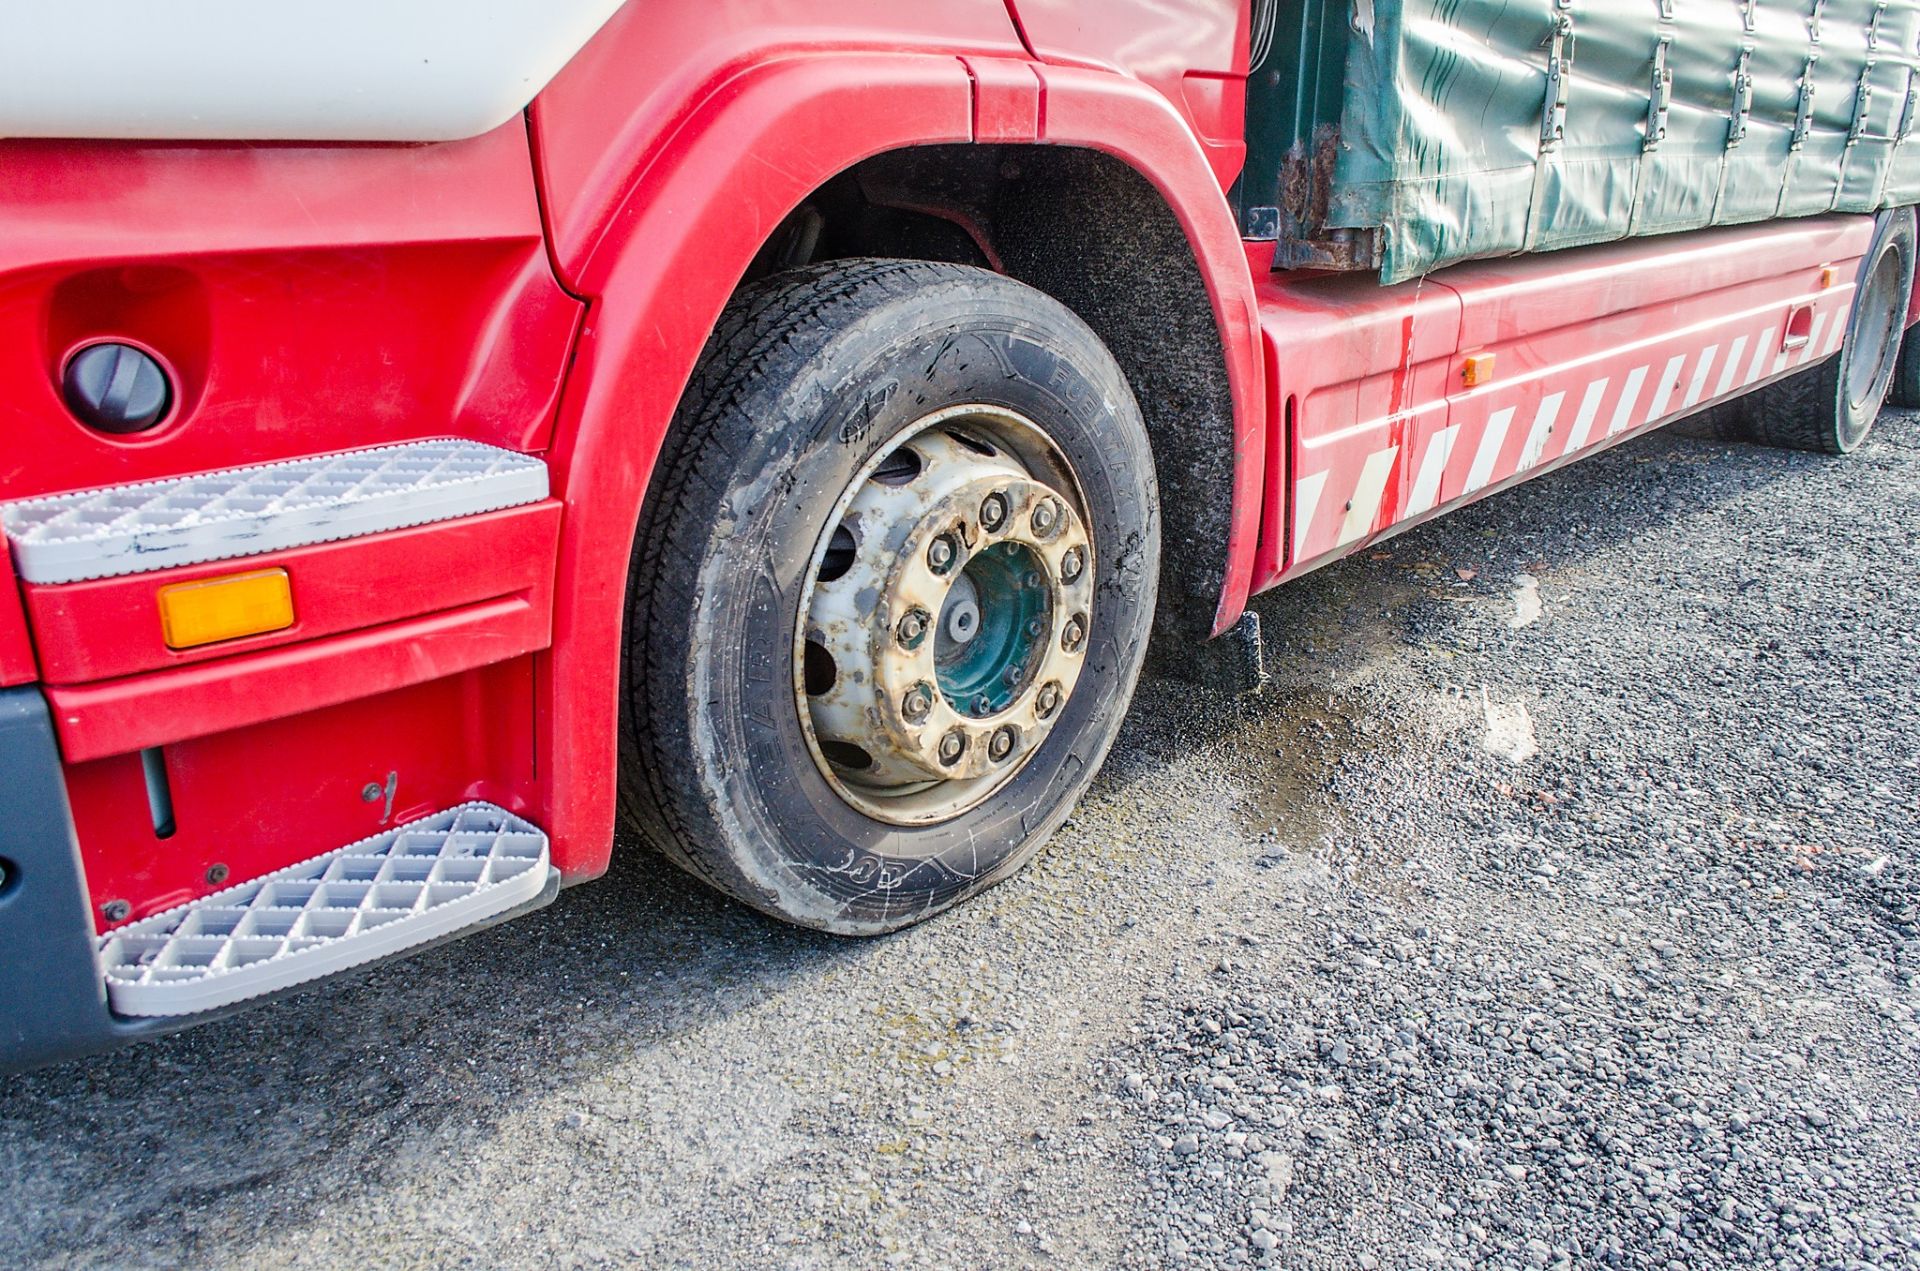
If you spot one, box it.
[796,406,1095,825]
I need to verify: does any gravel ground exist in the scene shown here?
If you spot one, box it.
[4,412,1917,1270]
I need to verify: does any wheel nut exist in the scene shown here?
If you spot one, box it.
[1061,614,1086,653]
[938,730,968,765]
[980,492,1008,531]
[1030,500,1059,536]
[897,607,931,647]
[927,534,958,574]
[989,726,1017,762]
[1036,681,1063,719]
[902,682,934,723]
[1061,546,1085,583]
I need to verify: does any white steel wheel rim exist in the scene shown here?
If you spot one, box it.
[794,404,1096,827]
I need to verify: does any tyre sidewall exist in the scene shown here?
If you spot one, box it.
[1836,208,1917,450]
[683,276,1158,931]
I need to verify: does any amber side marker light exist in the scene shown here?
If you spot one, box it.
[157,568,295,650]
[1462,352,1496,387]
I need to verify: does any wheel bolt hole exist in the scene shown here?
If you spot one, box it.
[979,491,1008,532]
[818,523,857,583]
[820,740,875,772]
[1060,546,1085,583]
[927,533,960,575]
[803,640,838,696]
[988,725,1018,762]
[1030,499,1061,537]
[872,447,924,486]
[902,682,935,723]
[945,429,999,457]
[1061,614,1087,653]
[937,729,968,766]
[896,608,931,649]
[1036,681,1064,719]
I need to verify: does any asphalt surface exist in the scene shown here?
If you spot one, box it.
[4,410,1917,1269]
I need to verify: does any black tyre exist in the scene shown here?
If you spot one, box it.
[621,259,1160,933]
[1739,207,1916,453]
[1888,320,1920,409]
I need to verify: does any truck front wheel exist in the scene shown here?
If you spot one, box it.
[620,260,1159,933]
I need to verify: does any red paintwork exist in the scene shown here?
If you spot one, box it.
[65,661,537,929]
[48,589,551,764]
[1003,0,1251,190]
[28,501,561,684]
[0,123,581,502]
[0,551,34,688]
[1255,215,1876,589]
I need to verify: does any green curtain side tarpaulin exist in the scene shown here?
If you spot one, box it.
[1253,0,1920,283]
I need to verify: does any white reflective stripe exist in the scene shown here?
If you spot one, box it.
[1404,424,1459,517]
[1799,313,1829,365]
[1607,366,1650,436]
[1644,353,1688,424]
[1336,447,1399,546]
[1714,336,1749,398]
[1516,391,1565,472]
[1464,407,1515,494]
[1292,469,1328,559]
[1823,311,1848,356]
[1563,378,1609,454]
[1681,346,1718,409]
[1745,328,1777,384]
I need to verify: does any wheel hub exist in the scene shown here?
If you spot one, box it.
[797,408,1094,824]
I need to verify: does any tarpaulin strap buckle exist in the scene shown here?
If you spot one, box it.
[1793,55,1821,151]
[1541,13,1575,149]
[1646,38,1673,151]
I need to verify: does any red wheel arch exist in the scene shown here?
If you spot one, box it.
[528,50,1265,877]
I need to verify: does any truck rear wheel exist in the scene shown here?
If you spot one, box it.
[620,260,1159,933]
[1738,208,1916,454]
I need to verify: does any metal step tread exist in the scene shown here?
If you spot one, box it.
[97,802,549,1017]
[3,439,548,584]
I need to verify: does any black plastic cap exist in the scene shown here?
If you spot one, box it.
[62,342,172,434]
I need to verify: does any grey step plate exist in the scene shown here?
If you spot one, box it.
[2,439,548,584]
[97,802,549,1017]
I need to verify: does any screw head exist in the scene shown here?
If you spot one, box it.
[927,535,958,574]
[1024,571,1044,589]
[1061,547,1085,583]
[102,899,131,924]
[971,693,993,715]
[1061,614,1086,653]
[979,492,1008,531]
[938,730,968,765]
[204,863,230,886]
[361,782,384,803]
[1026,617,1046,637]
[902,682,934,723]
[897,607,931,647]
[1030,500,1059,535]
[989,726,1017,761]
[1036,681,1063,719]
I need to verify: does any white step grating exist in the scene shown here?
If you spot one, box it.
[2,439,549,584]
[97,802,550,1017]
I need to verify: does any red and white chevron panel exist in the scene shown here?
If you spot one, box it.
[1253,214,1879,590]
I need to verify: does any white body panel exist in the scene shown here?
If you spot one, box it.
[0,0,624,141]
